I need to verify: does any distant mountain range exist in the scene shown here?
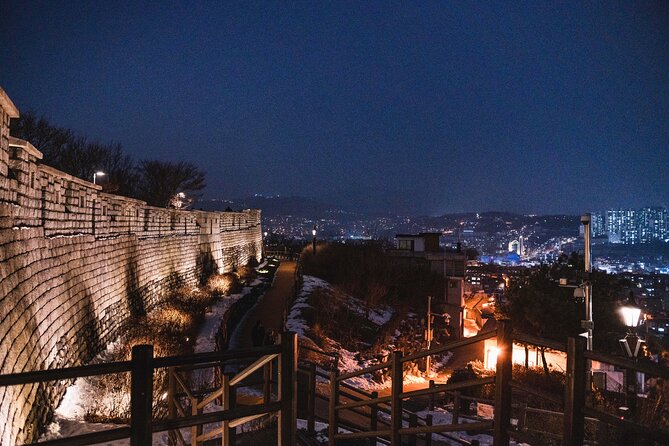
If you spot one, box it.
[195,195,338,218]
[196,195,579,223]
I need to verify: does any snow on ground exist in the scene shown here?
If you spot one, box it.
[195,294,243,353]
[300,275,394,326]
[42,280,266,444]
[287,275,438,392]
[414,408,529,446]
[296,419,352,444]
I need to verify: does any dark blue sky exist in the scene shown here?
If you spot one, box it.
[1,2,668,215]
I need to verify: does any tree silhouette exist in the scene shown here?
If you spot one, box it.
[10,111,137,196]
[501,254,628,356]
[135,160,206,208]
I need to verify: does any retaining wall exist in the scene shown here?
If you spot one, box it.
[0,88,262,445]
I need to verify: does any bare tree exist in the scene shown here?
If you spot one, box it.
[10,111,137,196]
[10,110,73,161]
[135,160,206,208]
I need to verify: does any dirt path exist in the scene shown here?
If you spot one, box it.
[235,260,297,349]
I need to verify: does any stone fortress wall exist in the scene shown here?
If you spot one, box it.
[0,88,263,445]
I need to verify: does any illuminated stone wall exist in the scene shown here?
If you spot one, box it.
[0,90,262,445]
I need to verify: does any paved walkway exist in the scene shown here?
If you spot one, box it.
[236,260,297,349]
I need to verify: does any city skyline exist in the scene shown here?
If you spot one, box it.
[1,2,668,215]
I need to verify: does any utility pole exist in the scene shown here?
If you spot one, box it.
[581,214,593,351]
[426,296,433,374]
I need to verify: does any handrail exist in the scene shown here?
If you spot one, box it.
[582,406,669,443]
[400,330,496,363]
[512,332,567,352]
[335,395,392,411]
[335,429,393,440]
[152,401,282,432]
[0,361,132,387]
[399,421,493,435]
[400,376,495,400]
[583,351,669,379]
[337,360,392,381]
[153,345,281,368]
[22,427,131,446]
[229,353,278,386]
[197,386,224,410]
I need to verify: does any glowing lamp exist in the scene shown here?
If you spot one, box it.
[618,298,644,358]
[619,304,642,328]
[93,171,106,184]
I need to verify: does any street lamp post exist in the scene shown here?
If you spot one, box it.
[93,171,105,185]
[618,298,644,426]
[312,226,317,255]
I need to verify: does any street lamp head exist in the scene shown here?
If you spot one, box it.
[95,171,106,176]
[312,228,317,236]
[619,301,642,328]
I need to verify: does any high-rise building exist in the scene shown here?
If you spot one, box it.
[590,212,606,237]
[607,209,638,244]
[638,207,667,243]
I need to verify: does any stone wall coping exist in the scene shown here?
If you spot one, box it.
[0,86,19,118]
[39,164,103,190]
[98,192,146,206]
[8,137,43,160]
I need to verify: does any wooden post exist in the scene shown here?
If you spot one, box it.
[228,381,236,446]
[328,369,339,446]
[429,379,435,411]
[221,375,230,446]
[390,350,403,446]
[130,344,154,446]
[369,391,378,446]
[168,367,176,446]
[425,414,433,446]
[308,363,316,435]
[279,332,297,446]
[192,393,200,446]
[518,402,527,432]
[493,319,512,446]
[563,336,586,446]
[408,413,418,446]
[264,361,272,404]
[452,391,460,425]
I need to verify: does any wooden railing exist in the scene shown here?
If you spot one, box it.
[297,319,669,446]
[0,333,298,446]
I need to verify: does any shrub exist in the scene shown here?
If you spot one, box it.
[236,265,257,283]
[173,286,213,308]
[208,273,242,295]
[148,304,195,335]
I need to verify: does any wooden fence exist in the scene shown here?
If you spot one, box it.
[296,319,669,446]
[2,319,668,445]
[0,333,298,446]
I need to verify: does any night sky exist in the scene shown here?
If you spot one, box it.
[1,2,668,215]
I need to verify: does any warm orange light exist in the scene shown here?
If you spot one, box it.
[485,347,500,370]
